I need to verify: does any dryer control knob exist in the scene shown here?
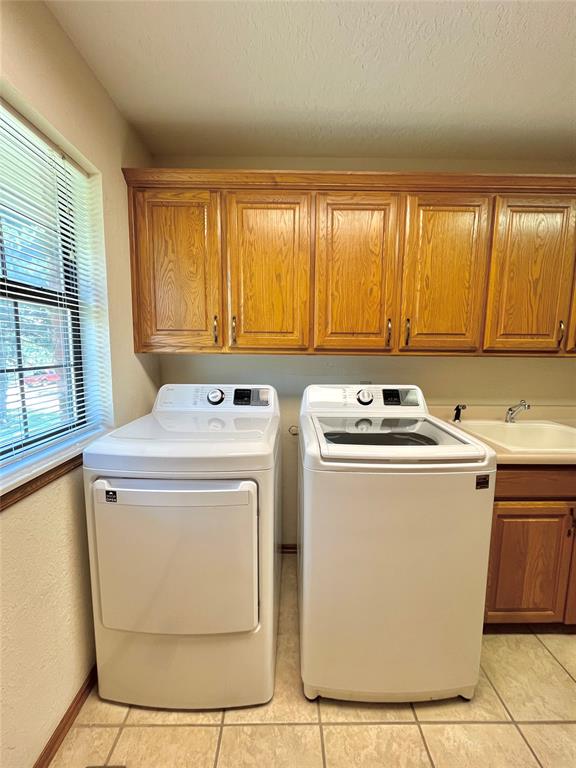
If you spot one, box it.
[357,389,374,406]
[207,388,225,405]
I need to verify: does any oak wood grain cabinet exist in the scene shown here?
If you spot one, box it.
[225,191,311,350]
[130,188,222,351]
[399,194,491,351]
[314,193,399,350]
[485,501,575,623]
[566,274,576,353]
[483,196,576,352]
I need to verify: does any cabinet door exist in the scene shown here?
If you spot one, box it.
[226,191,311,349]
[566,273,576,353]
[565,535,576,624]
[131,189,222,351]
[485,502,574,623]
[484,197,576,351]
[400,194,491,351]
[314,193,399,350]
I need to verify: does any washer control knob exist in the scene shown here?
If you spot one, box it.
[207,388,225,405]
[357,389,374,406]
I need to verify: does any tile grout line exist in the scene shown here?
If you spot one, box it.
[480,664,544,768]
[71,717,576,728]
[411,703,436,768]
[317,699,327,768]
[532,632,576,685]
[212,710,225,768]
[104,705,131,767]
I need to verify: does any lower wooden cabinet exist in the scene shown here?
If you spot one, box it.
[485,501,575,623]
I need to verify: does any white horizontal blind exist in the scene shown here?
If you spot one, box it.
[0,104,112,473]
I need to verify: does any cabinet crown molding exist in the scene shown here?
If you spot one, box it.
[123,168,576,194]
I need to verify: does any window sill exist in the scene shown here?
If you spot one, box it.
[0,427,106,512]
[1,454,83,511]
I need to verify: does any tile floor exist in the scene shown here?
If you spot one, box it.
[50,555,576,767]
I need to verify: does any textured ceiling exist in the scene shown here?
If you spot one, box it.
[47,1,576,163]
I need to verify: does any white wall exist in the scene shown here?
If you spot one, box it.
[0,3,158,767]
[160,354,576,545]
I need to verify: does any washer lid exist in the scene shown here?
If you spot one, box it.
[83,412,279,472]
[312,415,487,463]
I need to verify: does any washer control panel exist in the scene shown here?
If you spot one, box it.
[301,385,427,415]
[154,385,275,412]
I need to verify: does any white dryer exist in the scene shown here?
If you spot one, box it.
[83,384,281,709]
[299,384,496,703]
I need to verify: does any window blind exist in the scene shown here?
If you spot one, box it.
[0,104,112,487]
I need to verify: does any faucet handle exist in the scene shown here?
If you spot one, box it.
[453,403,467,422]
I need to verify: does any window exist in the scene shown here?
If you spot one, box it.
[0,104,111,492]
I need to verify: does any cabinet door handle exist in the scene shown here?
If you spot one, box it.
[231,315,237,345]
[213,315,219,344]
[558,320,565,346]
[386,318,392,347]
[405,318,411,346]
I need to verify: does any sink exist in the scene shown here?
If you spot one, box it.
[459,420,576,454]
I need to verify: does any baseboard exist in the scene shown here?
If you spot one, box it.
[281,544,297,554]
[33,666,96,768]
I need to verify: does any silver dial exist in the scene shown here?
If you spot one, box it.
[357,389,374,406]
[207,388,225,405]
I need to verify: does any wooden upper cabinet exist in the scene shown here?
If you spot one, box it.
[314,193,399,350]
[226,191,311,349]
[483,197,576,351]
[399,194,491,351]
[485,501,575,623]
[131,189,222,351]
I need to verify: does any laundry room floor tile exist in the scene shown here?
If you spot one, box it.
[50,558,576,768]
[519,723,576,768]
[224,633,318,723]
[126,705,222,724]
[481,633,576,720]
[48,726,118,768]
[320,698,414,723]
[414,669,510,722]
[217,724,323,768]
[323,724,430,768]
[74,689,130,725]
[109,725,219,768]
[421,723,540,768]
[534,631,576,679]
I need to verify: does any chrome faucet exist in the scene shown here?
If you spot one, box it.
[505,400,531,423]
[452,403,467,422]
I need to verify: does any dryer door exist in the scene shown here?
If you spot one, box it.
[92,478,258,635]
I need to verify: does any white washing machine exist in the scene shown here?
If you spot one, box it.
[83,384,281,709]
[299,384,496,703]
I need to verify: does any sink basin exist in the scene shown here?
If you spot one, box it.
[459,421,576,453]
